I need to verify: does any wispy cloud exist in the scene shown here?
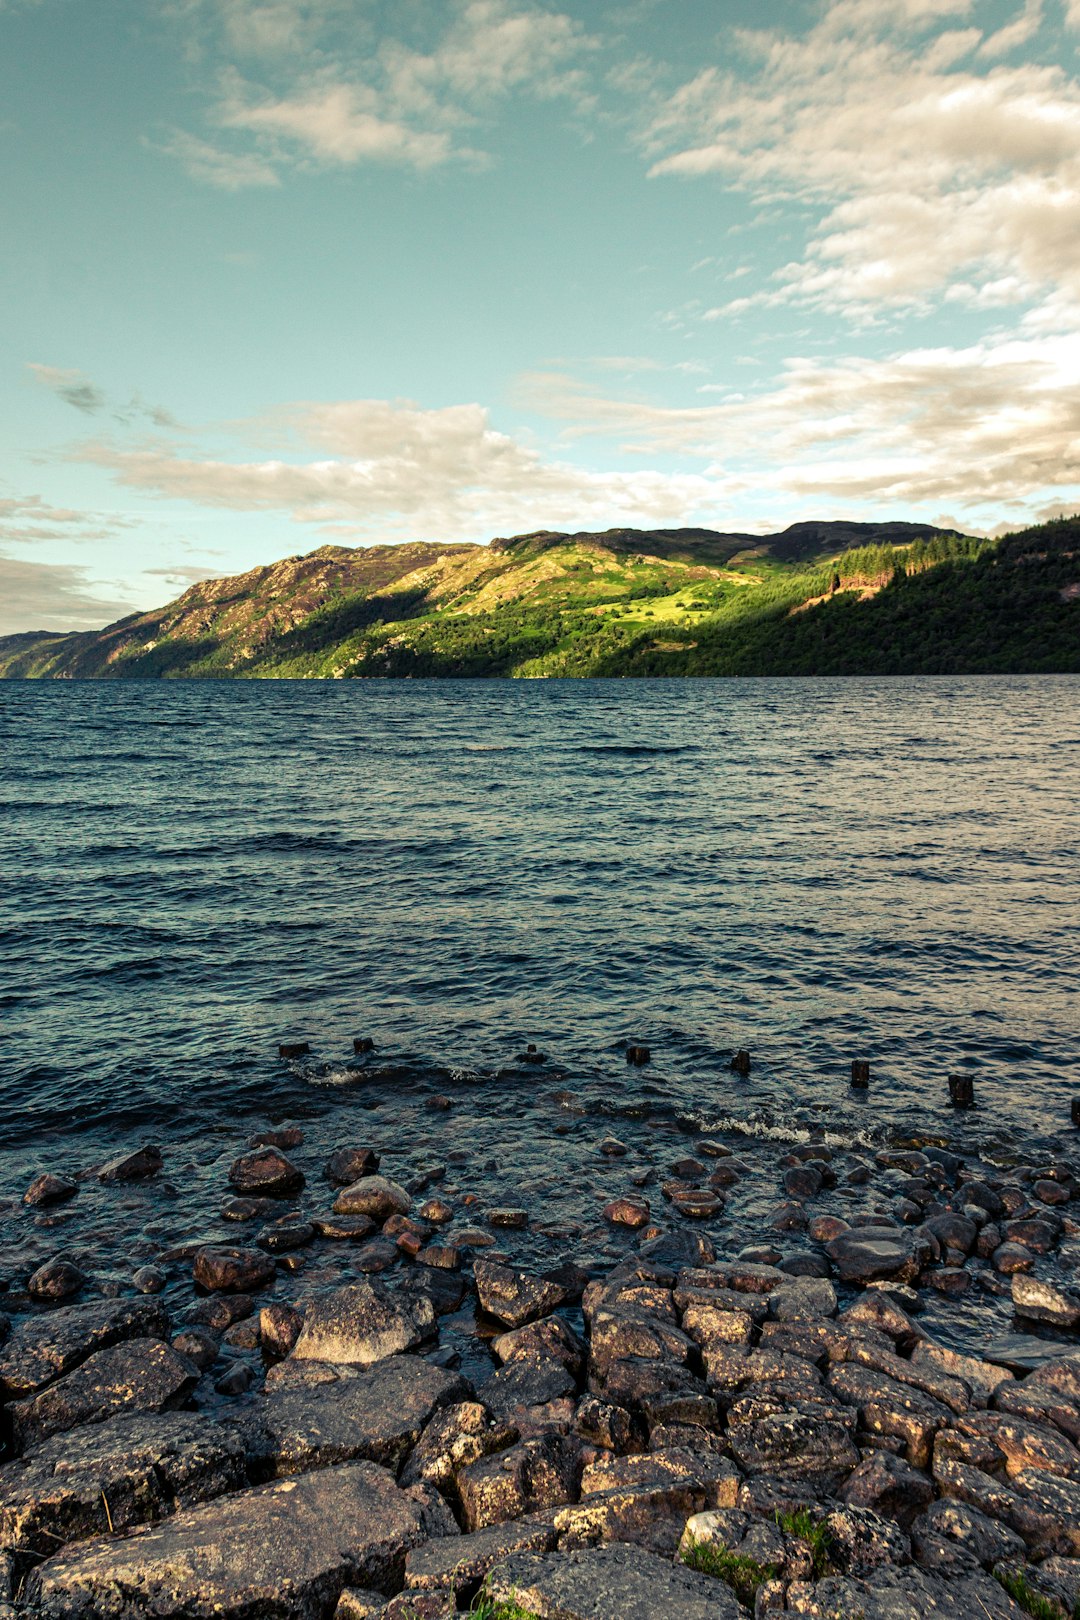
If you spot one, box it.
[0,491,137,546]
[643,0,1080,319]
[0,557,134,636]
[28,363,179,427]
[164,0,597,184]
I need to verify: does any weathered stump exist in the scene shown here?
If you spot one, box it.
[731,1050,751,1076]
[278,1041,310,1060]
[850,1060,870,1089]
[626,1045,650,1066]
[353,1037,375,1054]
[948,1073,974,1108]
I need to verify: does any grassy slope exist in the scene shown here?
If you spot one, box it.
[2,518,1077,678]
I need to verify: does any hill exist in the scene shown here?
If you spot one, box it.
[2,517,1077,678]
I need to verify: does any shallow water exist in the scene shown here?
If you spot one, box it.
[1,675,1078,1361]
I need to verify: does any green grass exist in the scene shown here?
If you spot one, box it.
[994,1567,1078,1620]
[680,1536,779,1604]
[467,1584,541,1620]
[775,1508,835,1578]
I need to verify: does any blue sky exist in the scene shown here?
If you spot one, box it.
[3,0,1080,631]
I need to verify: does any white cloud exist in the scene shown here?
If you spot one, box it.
[154,128,280,188]
[644,0,1080,316]
[74,397,724,539]
[516,325,1080,516]
[27,364,107,414]
[0,491,136,546]
[221,85,456,169]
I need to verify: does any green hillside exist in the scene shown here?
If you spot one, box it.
[2,517,1077,678]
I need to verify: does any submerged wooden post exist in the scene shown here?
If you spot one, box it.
[948,1073,974,1108]
[353,1037,375,1054]
[850,1060,870,1089]
[1071,1098,1080,1128]
[731,1050,751,1076]
[278,1041,310,1060]
[626,1045,650,1066]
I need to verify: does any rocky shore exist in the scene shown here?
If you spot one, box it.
[0,1119,1078,1619]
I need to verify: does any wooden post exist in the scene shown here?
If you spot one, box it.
[278,1042,310,1060]
[731,1050,751,1076]
[851,1061,870,1089]
[1071,1098,1080,1128]
[626,1045,650,1066]
[352,1037,375,1054]
[948,1073,974,1108]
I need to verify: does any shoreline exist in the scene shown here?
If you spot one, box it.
[0,1113,1077,1617]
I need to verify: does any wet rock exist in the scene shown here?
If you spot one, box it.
[98,1144,162,1183]
[312,1212,378,1241]
[249,1127,304,1151]
[215,1362,253,1396]
[239,1355,469,1478]
[353,1238,401,1273]
[785,1564,1022,1617]
[26,1461,455,1619]
[221,1195,280,1223]
[1012,1274,1080,1329]
[489,1208,529,1230]
[474,1260,567,1329]
[291,1281,435,1366]
[0,1410,246,1561]
[405,1515,557,1595]
[603,1197,650,1229]
[227,1147,304,1198]
[418,1198,453,1224]
[188,1293,254,1331]
[28,1260,84,1302]
[826,1230,920,1284]
[910,1498,1025,1570]
[172,1330,219,1371]
[0,1296,169,1399]
[259,1301,304,1359]
[840,1449,934,1529]
[256,1218,315,1253]
[192,1246,276,1294]
[457,1434,581,1531]
[414,1245,462,1272]
[10,1338,199,1451]
[485,1543,745,1620]
[838,1292,924,1348]
[769,1199,809,1231]
[667,1187,725,1220]
[24,1174,77,1208]
[992,1242,1035,1274]
[333,1175,411,1221]
[1004,1217,1059,1254]
[1034,1178,1070,1205]
[598,1137,628,1157]
[494,1314,585,1380]
[768,1277,837,1321]
[784,1165,823,1199]
[325,1146,381,1186]
[132,1265,167,1294]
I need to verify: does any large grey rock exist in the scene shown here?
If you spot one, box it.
[237,1356,469,1477]
[826,1232,920,1284]
[9,1339,198,1452]
[486,1544,745,1619]
[1011,1275,1080,1329]
[457,1435,580,1531]
[0,1411,246,1560]
[405,1516,558,1594]
[26,1461,456,1619]
[0,1298,169,1400]
[785,1564,1023,1617]
[290,1283,435,1366]
[909,1499,1025,1570]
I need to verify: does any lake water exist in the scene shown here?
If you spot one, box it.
[1,676,1077,1166]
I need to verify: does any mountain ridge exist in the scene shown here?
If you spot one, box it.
[3,516,1077,678]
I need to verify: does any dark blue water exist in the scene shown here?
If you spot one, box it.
[1,676,1077,1169]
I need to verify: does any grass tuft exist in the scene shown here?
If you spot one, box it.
[775,1507,835,1578]
[468,1584,541,1620]
[994,1566,1073,1620]
[681,1536,779,1604]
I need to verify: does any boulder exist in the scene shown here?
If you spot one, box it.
[405,1516,557,1595]
[492,1315,585,1380]
[485,1544,745,1620]
[1012,1275,1080,1329]
[474,1261,568,1329]
[768,1277,837,1321]
[237,1355,469,1477]
[826,1231,920,1284]
[726,1397,859,1492]
[909,1498,1025,1569]
[26,1462,456,1619]
[0,1297,169,1400]
[332,1176,411,1221]
[828,1363,952,1467]
[192,1246,276,1294]
[0,1410,245,1560]
[457,1435,580,1531]
[289,1281,435,1366]
[840,1449,935,1529]
[399,1400,517,1495]
[227,1147,305,1198]
[9,1338,198,1452]
[27,1261,83,1303]
[98,1145,162,1183]
[24,1174,77,1208]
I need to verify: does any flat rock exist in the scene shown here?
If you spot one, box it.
[0,1410,246,1560]
[826,1232,918,1284]
[237,1355,469,1477]
[405,1516,557,1594]
[785,1564,1023,1617]
[24,1175,77,1208]
[768,1278,837,1321]
[98,1145,162,1184]
[1012,1274,1080,1329]
[192,1246,276,1294]
[290,1281,435,1366]
[26,1461,456,1619]
[486,1544,745,1619]
[9,1337,198,1451]
[0,1298,169,1400]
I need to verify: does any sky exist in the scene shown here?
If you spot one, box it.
[2,0,1080,633]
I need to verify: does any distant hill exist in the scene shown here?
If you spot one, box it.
[3,516,1077,678]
